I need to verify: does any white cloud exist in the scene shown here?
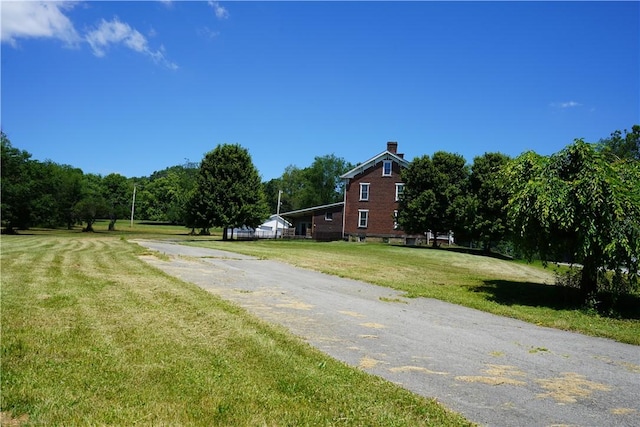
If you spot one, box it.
[85,18,178,70]
[198,26,220,41]
[1,1,81,46]
[208,1,229,19]
[2,2,177,70]
[551,101,583,109]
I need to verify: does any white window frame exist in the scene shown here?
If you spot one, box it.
[359,183,370,201]
[395,183,405,201]
[382,160,392,177]
[325,211,333,221]
[358,209,369,228]
[393,210,399,229]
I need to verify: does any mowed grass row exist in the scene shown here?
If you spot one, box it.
[0,234,472,426]
[187,239,640,345]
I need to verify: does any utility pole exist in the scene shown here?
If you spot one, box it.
[130,184,137,228]
[275,190,283,238]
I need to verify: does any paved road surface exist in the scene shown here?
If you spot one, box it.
[133,240,640,427]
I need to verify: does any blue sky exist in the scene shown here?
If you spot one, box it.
[2,1,638,181]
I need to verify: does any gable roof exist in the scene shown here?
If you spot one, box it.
[340,150,410,179]
[263,214,292,227]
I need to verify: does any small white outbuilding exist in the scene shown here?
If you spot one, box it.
[255,214,292,238]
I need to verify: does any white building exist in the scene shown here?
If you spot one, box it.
[255,214,292,238]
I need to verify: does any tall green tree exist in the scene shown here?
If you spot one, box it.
[275,155,353,212]
[301,154,353,208]
[136,164,199,223]
[57,165,85,229]
[263,178,283,214]
[26,161,84,229]
[279,165,307,211]
[1,133,86,231]
[184,188,210,234]
[398,151,468,247]
[195,144,269,239]
[504,139,640,300]
[102,173,131,231]
[74,174,108,232]
[1,133,34,233]
[464,152,511,252]
[597,124,639,161]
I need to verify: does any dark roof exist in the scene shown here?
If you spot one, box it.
[280,202,344,218]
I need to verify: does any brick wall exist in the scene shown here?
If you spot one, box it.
[312,205,344,241]
[343,161,404,238]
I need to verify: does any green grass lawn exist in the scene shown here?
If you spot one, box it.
[185,239,640,345]
[1,232,472,426]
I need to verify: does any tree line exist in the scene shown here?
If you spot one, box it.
[398,125,639,301]
[0,133,351,235]
[2,126,638,301]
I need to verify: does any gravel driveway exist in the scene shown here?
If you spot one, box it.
[133,239,640,427]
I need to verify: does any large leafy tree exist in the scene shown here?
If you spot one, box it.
[74,173,108,232]
[463,152,511,252]
[302,154,353,208]
[29,161,84,229]
[1,133,34,233]
[398,151,469,246]
[102,173,131,231]
[597,124,639,161]
[194,144,269,239]
[504,139,640,299]
[275,154,353,212]
[279,165,308,211]
[263,178,284,214]
[136,164,197,223]
[1,133,86,231]
[184,188,211,235]
[57,165,85,229]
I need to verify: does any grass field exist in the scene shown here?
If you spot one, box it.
[1,231,472,426]
[186,239,640,345]
[2,223,638,423]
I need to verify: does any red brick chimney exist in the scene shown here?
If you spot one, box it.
[387,141,404,158]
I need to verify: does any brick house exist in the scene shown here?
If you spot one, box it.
[281,141,414,242]
[340,141,409,240]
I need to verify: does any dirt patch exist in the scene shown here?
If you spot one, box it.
[620,361,640,373]
[339,310,366,318]
[610,408,637,415]
[0,412,29,426]
[275,301,313,310]
[484,365,526,378]
[535,372,611,403]
[359,356,382,369]
[455,364,527,386]
[360,322,385,329]
[390,366,449,375]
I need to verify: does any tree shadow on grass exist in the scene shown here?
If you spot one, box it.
[397,244,514,261]
[475,280,640,320]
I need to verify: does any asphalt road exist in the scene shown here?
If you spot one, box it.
[133,239,640,427]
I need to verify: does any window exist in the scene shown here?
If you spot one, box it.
[393,210,399,229]
[325,211,333,221]
[359,183,370,201]
[358,210,369,228]
[382,160,392,177]
[395,183,405,201]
